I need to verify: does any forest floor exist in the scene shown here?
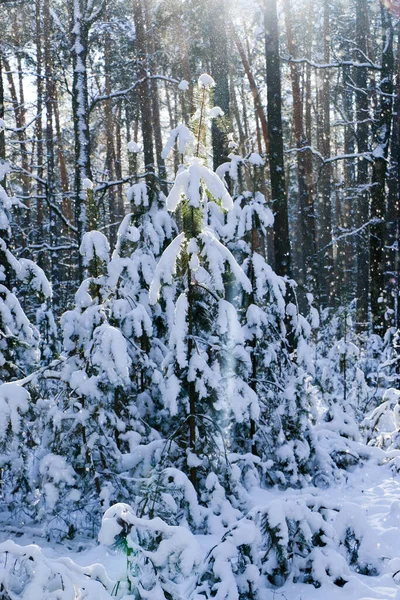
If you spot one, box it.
[275,462,400,600]
[1,461,400,599]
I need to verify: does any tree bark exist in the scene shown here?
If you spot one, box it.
[144,0,167,193]
[232,28,269,154]
[283,0,316,301]
[370,4,394,332]
[133,0,155,195]
[318,0,334,306]
[209,0,230,170]
[265,0,291,277]
[355,0,370,331]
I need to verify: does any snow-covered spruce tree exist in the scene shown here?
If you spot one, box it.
[362,387,400,451]
[309,306,379,473]
[0,539,113,600]
[0,161,40,381]
[194,496,380,598]
[148,75,259,515]
[32,231,134,535]
[0,159,55,515]
[104,167,187,521]
[215,153,324,487]
[32,151,178,535]
[107,170,176,412]
[315,308,369,420]
[98,502,201,599]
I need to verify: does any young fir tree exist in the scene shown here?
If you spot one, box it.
[0,161,40,381]
[0,156,54,515]
[33,148,178,534]
[215,152,322,487]
[149,74,259,514]
[104,165,185,522]
[33,231,133,534]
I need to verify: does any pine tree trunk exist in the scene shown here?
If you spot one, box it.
[133,0,155,192]
[232,29,269,154]
[340,65,356,304]
[144,0,167,193]
[265,0,291,277]
[71,0,94,274]
[0,53,6,164]
[209,0,230,169]
[355,0,370,332]
[370,5,394,333]
[387,29,400,330]
[283,0,316,302]
[104,11,118,243]
[2,55,30,201]
[34,0,44,239]
[318,0,334,306]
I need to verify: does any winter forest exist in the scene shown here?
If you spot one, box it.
[0,0,400,597]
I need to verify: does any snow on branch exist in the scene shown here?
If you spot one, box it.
[284,56,381,70]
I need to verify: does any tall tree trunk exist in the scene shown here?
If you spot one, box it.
[370,4,394,332]
[103,6,118,243]
[355,0,370,331]
[35,0,44,238]
[115,102,123,214]
[209,0,230,169]
[0,53,6,163]
[229,69,245,154]
[44,0,61,307]
[53,84,71,218]
[232,28,269,154]
[144,0,167,193]
[387,26,399,330]
[2,54,30,200]
[318,0,334,306]
[133,0,155,193]
[283,0,316,302]
[71,0,94,275]
[265,0,291,277]
[343,66,356,303]
[177,19,193,120]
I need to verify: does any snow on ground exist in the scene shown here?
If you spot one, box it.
[266,462,400,600]
[1,462,400,599]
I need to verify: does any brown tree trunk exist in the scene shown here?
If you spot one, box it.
[265,0,291,277]
[232,28,269,154]
[283,0,317,303]
[2,55,30,199]
[318,0,334,306]
[355,0,370,332]
[133,0,155,192]
[0,54,5,163]
[370,4,394,333]
[35,0,44,237]
[144,0,167,193]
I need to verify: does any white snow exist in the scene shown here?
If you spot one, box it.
[198,73,216,88]
[127,140,141,153]
[82,177,93,190]
[0,160,10,182]
[1,463,400,599]
[209,106,224,118]
[178,79,189,91]
[248,152,265,166]
[161,124,194,159]
[80,230,110,266]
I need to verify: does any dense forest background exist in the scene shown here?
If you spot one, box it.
[0,1,400,598]
[0,0,398,328]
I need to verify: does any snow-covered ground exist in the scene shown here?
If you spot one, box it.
[271,463,400,600]
[1,462,400,599]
